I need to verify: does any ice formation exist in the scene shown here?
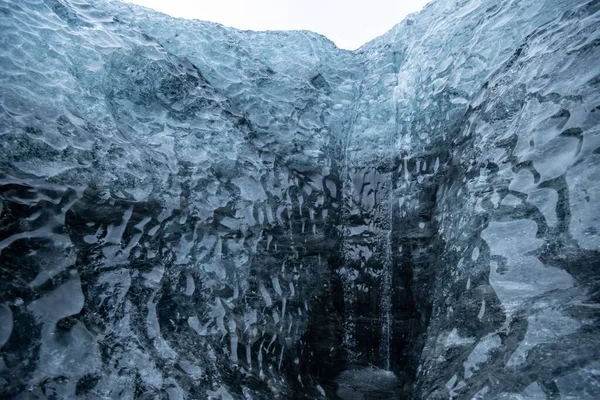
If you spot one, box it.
[0,0,599,398]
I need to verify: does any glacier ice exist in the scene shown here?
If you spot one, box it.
[0,0,599,398]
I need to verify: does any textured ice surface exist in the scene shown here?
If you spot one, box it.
[0,0,599,399]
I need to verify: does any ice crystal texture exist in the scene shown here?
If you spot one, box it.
[0,0,599,399]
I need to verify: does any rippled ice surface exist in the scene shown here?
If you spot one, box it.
[0,0,599,399]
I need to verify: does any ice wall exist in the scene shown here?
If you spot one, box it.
[336,3,600,399]
[0,0,347,397]
[0,0,598,399]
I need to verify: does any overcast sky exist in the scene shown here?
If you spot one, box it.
[125,0,431,50]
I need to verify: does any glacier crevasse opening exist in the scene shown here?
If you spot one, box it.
[0,0,599,398]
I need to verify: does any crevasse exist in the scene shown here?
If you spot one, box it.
[0,0,599,399]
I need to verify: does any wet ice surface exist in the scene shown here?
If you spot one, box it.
[0,0,599,399]
[335,368,401,400]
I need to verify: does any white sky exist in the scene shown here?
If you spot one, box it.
[125,0,431,50]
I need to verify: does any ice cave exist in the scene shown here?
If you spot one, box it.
[0,0,599,398]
